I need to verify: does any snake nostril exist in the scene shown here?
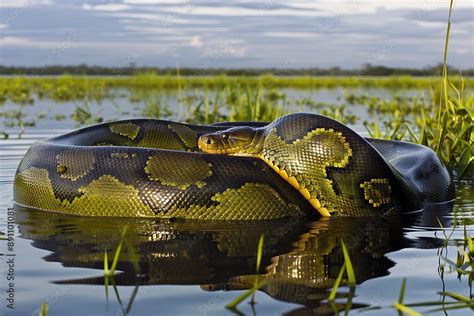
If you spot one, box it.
[206,138,212,145]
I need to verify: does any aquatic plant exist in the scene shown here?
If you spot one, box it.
[1,75,471,106]
[226,234,267,310]
[103,226,141,316]
[363,0,472,179]
[38,301,48,316]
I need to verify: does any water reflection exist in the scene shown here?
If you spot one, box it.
[15,205,452,314]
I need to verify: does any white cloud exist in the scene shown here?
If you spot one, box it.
[124,0,190,4]
[189,36,203,48]
[288,0,469,12]
[263,32,318,39]
[0,0,52,8]
[110,12,195,25]
[82,3,130,12]
[1,0,472,68]
[159,6,322,17]
[0,36,33,46]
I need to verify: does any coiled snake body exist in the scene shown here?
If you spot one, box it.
[14,113,454,219]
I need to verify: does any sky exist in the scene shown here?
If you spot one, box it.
[0,0,473,69]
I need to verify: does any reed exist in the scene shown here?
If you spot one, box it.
[226,233,267,310]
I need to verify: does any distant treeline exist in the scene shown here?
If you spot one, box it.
[1,64,473,76]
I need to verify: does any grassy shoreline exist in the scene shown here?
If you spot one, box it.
[1,74,472,93]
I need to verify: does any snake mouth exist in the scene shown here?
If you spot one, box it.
[198,126,258,155]
[198,135,243,154]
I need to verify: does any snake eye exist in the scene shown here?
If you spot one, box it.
[222,133,229,139]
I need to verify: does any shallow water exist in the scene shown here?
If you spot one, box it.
[0,91,473,315]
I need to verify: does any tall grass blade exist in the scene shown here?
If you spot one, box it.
[125,283,141,314]
[124,238,140,274]
[226,279,267,310]
[110,238,124,276]
[438,291,472,303]
[393,302,422,316]
[328,263,346,301]
[340,239,356,286]
[256,234,265,272]
[38,301,48,316]
[398,278,407,304]
[104,250,109,301]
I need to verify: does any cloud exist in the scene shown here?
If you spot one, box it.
[263,32,318,39]
[189,36,203,48]
[82,3,130,12]
[124,0,190,4]
[0,0,52,8]
[0,1,472,68]
[0,36,32,46]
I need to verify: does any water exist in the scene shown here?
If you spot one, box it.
[0,90,472,315]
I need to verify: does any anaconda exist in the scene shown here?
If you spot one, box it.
[13,113,454,219]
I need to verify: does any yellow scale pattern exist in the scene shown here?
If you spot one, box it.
[56,150,96,181]
[360,178,391,207]
[14,167,155,217]
[138,124,187,149]
[144,154,212,189]
[168,123,198,149]
[259,128,353,217]
[109,122,140,140]
[160,183,304,220]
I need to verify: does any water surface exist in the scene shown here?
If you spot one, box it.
[0,90,472,315]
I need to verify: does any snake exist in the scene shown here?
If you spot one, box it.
[13,113,455,220]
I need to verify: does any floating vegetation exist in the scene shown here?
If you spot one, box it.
[71,101,103,126]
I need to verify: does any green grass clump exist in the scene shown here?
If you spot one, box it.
[1,75,471,105]
[364,0,472,179]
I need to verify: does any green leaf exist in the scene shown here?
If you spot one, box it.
[393,302,422,316]
[341,239,356,286]
[38,301,48,316]
[438,291,473,303]
[398,278,407,304]
[226,279,267,309]
[328,263,346,301]
[256,234,265,272]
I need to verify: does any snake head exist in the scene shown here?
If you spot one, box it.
[198,126,262,155]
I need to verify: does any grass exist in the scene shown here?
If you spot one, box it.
[1,73,471,176]
[226,233,267,310]
[4,1,471,315]
[327,238,357,315]
[0,74,472,104]
[103,226,141,316]
[363,0,472,179]
[38,301,48,316]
